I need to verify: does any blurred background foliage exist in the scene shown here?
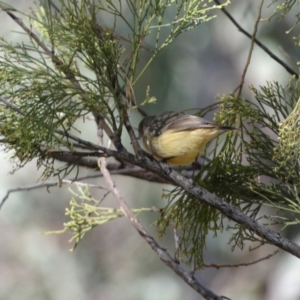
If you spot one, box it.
[1,1,300,300]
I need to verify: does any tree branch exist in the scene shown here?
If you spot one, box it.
[235,0,264,98]
[97,130,229,300]
[4,137,299,258]
[46,152,172,183]
[0,176,108,210]
[204,249,279,269]
[214,0,298,78]
[65,145,300,259]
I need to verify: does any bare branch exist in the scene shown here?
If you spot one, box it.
[42,147,170,181]
[235,0,264,98]
[0,177,107,209]
[214,0,298,78]
[204,249,279,269]
[39,147,106,158]
[97,131,228,300]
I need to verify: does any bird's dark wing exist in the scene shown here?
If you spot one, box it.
[162,112,216,132]
[146,111,234,136]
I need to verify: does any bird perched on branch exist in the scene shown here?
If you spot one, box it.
[138,111,234,166]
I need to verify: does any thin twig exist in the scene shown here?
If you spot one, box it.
[62,179,107,189]
[214,0,298,78]
[0,178,107,209]
[235,0,264,98]
[204,249,279,269]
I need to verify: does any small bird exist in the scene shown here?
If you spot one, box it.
[138,111,234,166]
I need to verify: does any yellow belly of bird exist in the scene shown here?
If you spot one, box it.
[148,128,220,165]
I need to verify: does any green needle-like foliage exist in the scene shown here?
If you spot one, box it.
[158,79,300,268]
[2,0,300,271]
[267,0,300,44]
[0,0,227,178]
[46,186,151,250]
